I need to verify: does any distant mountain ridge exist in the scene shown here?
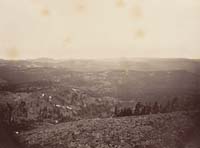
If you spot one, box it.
[0,58,200,72]
[0,58,199,99]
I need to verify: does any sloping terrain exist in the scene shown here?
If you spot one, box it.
[18,111,200,148]
[0,88,117,127]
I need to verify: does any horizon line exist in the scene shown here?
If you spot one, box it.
[0,56,200,61]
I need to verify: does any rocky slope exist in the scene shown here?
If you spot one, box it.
[17,111,200,148]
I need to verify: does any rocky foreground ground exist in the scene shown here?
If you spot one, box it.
[17,111,200,148]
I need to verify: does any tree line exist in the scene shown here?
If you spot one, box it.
[114,97,199,117]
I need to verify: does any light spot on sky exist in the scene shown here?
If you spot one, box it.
[130,5,143,19]
[75,0,87,13]
[116,0,125,7]
[135,29,145,39]
[76,4,85,12]
[41,9,50,16]
[64,37,72,47]
[6,48,20,59]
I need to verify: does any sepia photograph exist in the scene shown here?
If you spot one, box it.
[0,0,200,148]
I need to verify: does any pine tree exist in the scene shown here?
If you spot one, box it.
[134,102,142,115]
[152,101,159,114]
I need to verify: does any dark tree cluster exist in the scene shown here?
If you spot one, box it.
[114,101,160,117]
[0,101,30,131]
[114,106,132,117]
[114,97,199,117]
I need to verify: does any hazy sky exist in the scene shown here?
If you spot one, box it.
[0,0,200,59]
